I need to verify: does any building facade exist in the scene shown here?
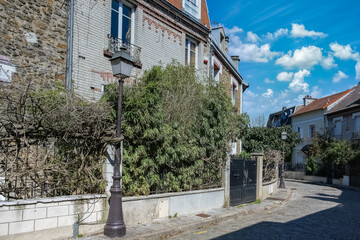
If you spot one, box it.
[70,0,213,101]
[326,84,360,140]
[291,90,351,165]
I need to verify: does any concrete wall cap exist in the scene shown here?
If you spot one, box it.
[0,194,107,207]
[123,188,225,202]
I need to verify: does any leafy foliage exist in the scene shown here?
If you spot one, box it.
[241,125,302,160]
[102,63,246,195]
[309,134,360,176]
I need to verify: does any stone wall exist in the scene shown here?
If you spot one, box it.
[0,0,68,87]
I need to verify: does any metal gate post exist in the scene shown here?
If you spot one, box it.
[251,153,264,200]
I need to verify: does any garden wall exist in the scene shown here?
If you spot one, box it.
[0,188,224,239]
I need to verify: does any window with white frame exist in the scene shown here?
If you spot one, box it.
[232,84,236,106]
[183,0,201,19]
[185,38,197,68]
[111,0,133,43]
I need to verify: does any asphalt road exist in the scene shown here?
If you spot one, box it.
[166,181,360,240]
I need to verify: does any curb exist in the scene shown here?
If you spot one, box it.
[124,188,293,240]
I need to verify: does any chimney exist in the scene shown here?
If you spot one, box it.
[303,95,316,106]
[225,36,229,55]
[231,56,240,69]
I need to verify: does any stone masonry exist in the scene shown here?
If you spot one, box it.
[0,0,68,87]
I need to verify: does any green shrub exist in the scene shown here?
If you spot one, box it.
[102,63,247,196]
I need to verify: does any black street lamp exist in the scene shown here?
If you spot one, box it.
[104,50,134,238]
[279,131,287,188]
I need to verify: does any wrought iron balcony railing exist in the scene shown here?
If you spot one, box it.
[107,36,141,64]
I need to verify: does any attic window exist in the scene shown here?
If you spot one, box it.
[183,0,201,19]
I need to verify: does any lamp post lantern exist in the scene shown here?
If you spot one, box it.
[104,50,134,238]
[279,131,287,188]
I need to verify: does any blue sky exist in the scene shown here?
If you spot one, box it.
[207,0,360,123]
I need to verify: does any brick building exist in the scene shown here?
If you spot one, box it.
[70,0,213,100]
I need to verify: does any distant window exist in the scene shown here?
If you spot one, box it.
[111,0,133,43]
[309,124,315,138]
[187,0,197,5]
[355,116,360,132]
[185,38,197,68]
[334,120,342,136]
[232,83,236,106]
[298,127,303,138]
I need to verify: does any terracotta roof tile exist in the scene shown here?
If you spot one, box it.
[201,0,210,29]
[165,0,210,29]
[165,0,182,10]
[291,89,352,117]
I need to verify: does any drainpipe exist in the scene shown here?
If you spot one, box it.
[66,0,74,90]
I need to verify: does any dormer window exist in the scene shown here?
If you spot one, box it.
[183,0,201,19]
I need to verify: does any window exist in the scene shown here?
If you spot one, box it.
[183,0,201,19]
[334,120,342,136]
[309,124,315,138]
[355,116,360,132]
[185,39,197,68]
[232,84,236,106]
[297,127,303,138]
[111,0,133,43]
[333,117,343,136]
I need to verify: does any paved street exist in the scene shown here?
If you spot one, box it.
[166,181,360,240]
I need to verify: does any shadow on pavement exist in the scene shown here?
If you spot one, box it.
[211,184,360,240]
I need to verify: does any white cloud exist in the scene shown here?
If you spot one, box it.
[330,42,360,61]
[310,86,322,98]
[356,61,360,80]
[276,46,323,69]
[262,89,274,98]
[225,26,244,35]
[244,90,258,99]
[290,23,327,38]
[229,43,281,63]
[321,54,337,69]
[333,71,348,83]
[265,28,289,40]
[276,72,294,82]
[289,69,311,92]
[264,78,274,84]
[246,31,260,43]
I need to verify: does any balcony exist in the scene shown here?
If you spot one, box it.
[105,36,141,66]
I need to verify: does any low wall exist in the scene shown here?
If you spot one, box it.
[262,179,278,199]
[0,188,224,239]
[285,171,346,185]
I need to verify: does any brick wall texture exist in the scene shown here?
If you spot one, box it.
[0,0,68,87]
[71,0,210,101]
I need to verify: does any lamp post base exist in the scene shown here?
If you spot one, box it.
[104,183,126,238]
[104,223,126,238]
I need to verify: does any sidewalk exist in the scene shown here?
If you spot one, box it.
[81,187,292,240]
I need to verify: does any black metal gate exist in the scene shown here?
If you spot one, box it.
[230,157,257,206]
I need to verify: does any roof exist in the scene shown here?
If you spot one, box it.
[292,89,352,117]
[165,0,210,30]
[326,84,360,115]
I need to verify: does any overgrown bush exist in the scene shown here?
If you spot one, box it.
[102,63,246,195]
[0,83,114,199]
